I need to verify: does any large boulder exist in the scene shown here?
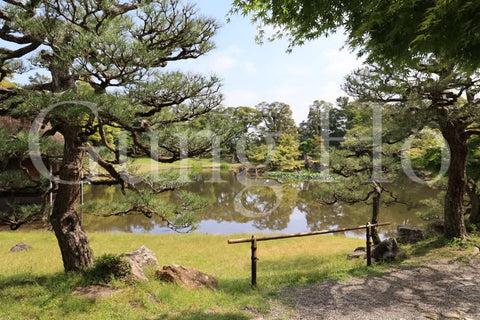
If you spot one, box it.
[372,238,404,262]
[397,225,425,244]
[10,243,32,253]
[155,265,218,289]
[124,246,158,281]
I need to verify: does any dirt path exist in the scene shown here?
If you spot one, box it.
[276,260,480,320]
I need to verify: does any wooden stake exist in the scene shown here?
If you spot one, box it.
[251,235,257,287]
[366,222,372,266]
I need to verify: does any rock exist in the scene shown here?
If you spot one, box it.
[124,245,158,268]
[10,242,32,253]
[128,260,148,281]
[155,265,218,289]
[347,247,366,260]
[72,285,120,299]
[124,246,158,281]
[420,313,439,320]
[441,311,461,319]
[426,219,444,235]
[397,225,424,244]
[372,238,402,262]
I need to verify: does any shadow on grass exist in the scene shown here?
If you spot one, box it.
[0,271,83,291]
[0,272,96,317]
[251,255,389,286]
[156,312,251,320]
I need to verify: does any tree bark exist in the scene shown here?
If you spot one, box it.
[466,183,480,224]
[371,187,381,245]
[50,126,94,272]
[440,123,468,238]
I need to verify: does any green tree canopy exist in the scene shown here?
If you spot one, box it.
[256,101,297,138]
[299,99,351,146]
[231,0,480,68]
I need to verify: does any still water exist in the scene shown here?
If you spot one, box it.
[82,171,439,238]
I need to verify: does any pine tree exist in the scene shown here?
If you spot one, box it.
[344,59,480,238]
[0,0,228,271]
[316,104,402,245]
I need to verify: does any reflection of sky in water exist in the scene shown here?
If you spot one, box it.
[131,225,175,234]
[82,171,440,238]
[198,208,309,235]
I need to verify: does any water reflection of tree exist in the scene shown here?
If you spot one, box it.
[82,172,301,233]
[82,171,440,233]
[188,172,253,224]
[82,185,170,232]
[298,180,439,233]
[190,173,297,231]
[83,214,165,232]
[250,184,298,230]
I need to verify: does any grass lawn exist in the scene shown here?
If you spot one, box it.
[3,231,476,319]
[0,231,375,320]
[130,158,238,174]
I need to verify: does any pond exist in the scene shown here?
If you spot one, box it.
[81,170,440,238]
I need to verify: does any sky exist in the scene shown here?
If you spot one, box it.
[165,1,364,124]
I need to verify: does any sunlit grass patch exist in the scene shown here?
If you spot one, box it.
[131,158,237,174]
[0,231,388,319]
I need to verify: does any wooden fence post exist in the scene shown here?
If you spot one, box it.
[251,235,257,287]
[366,222,372,266]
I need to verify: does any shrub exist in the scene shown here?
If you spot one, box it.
[83,254,131,284]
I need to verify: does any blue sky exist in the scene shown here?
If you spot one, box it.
[166,1,363,123]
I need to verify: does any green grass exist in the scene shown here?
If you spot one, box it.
[0,231,376,319]
[401,233,480,264]
[131,158,237,174]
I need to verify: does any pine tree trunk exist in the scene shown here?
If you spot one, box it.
[466,184,480,224]
[371,188,381,245]
[50,127,94,272]
[440,124,468,239]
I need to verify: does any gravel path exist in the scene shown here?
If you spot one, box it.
[276,259,480,320]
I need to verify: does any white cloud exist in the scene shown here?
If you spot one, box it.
[195,45,261,76]
[321,49,363,76]
[224,89,261,108]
